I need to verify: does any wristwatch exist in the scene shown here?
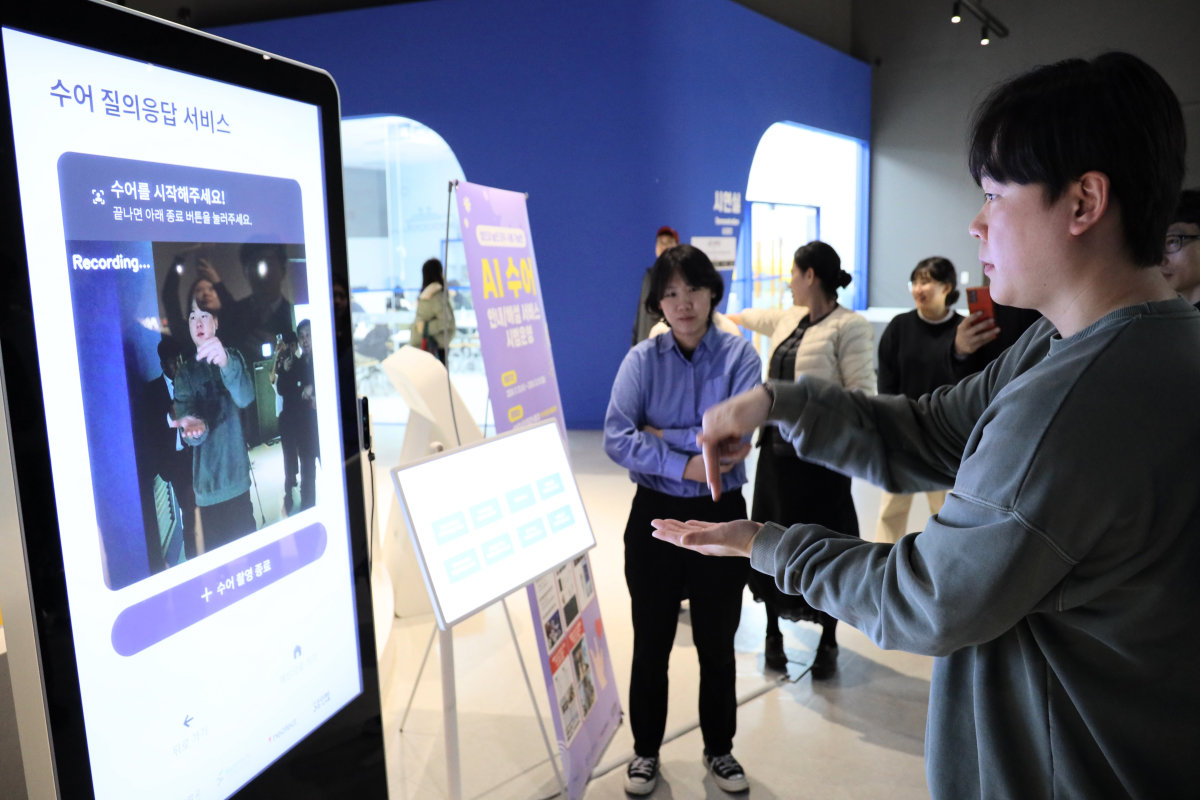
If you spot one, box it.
[760,380,775,413]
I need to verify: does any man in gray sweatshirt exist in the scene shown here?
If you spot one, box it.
[651,52,1198,798]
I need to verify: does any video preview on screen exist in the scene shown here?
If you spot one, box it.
[62,154,320,589]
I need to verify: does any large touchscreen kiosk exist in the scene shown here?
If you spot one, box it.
[0,4,383,798]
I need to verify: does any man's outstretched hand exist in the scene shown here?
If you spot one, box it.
[698,384,773,501]
[650,518,763,558]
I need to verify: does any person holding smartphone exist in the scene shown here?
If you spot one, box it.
[874,257,962,543]
[950,282,1041,379]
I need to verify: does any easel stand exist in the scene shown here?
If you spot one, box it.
[398,597,566,800]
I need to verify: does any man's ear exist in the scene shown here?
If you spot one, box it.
[1068,171,1110,236]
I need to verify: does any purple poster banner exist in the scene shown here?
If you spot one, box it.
[455,181,565,437]
[527,557,621,800]
[456,182,619,796]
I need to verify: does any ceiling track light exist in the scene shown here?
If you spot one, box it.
[948,0,1009,42]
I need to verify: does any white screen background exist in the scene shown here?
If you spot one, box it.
[3,26,363,799]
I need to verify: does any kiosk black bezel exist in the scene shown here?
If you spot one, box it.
[0,1,386,796]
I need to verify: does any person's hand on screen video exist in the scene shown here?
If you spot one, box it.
[171,414,208,440]
[696,384,773,500]
[195,336,228,367]
[195,257,221,285]
[650,517,763,558]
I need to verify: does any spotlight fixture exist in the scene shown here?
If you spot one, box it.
[949,0,1008,43]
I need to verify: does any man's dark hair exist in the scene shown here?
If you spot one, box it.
[187,283,222,320]
[794,241,852,299]
[645,244,724,319]
[157,335,183,361]
[968,51,1185,267]
[239,242,288,272]
[1172,188,1200,227]
[912,256,960,306]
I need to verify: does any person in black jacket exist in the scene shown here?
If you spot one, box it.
[875,256,962,542]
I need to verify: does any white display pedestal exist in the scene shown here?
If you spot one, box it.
[378,347,503,800]
[377,347,483,619]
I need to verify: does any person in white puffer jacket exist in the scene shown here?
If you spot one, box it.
[725,240,875,679]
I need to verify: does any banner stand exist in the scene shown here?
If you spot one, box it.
[447,180,621,799]
[397,597,567,800]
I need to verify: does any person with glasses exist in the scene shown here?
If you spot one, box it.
[605,244,760,795]
[1160,188,1200,307]
[874,257,962,543]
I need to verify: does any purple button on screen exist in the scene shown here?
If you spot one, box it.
[111,523,327,656]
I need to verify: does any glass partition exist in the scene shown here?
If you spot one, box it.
[341,115,489,426]
[732,121,869,365]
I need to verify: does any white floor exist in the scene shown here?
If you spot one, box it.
[0,425,937,800]
[370,427,935,800]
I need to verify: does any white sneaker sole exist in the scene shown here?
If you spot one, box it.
[624,777,657,796]
[705,758,748,793]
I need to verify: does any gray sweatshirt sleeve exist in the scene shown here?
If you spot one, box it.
[221,348,255,409]
[750,496,1074,657]
[766,371,988,493]
[749,323,1077,655]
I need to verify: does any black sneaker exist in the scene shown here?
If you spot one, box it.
[810,642,839,680]
[624,755,659,795]
[763,633,787,671]
[704,752,749,793]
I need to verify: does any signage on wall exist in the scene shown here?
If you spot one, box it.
[690,235,737,271]
[691,235,738,315]
[713,189,743,235]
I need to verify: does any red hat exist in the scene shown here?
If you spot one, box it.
[656,225,679,241]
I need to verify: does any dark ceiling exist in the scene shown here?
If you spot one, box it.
[115,0,423,28]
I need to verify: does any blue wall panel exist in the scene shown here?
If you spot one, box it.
[215,0,869,428]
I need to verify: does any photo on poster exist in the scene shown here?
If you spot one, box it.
[553,654,583,744]
[534,572,566,650]
[543,608,564,651]
[556,562,579,627]
[59,152,319,589]
[572,554,595,606]
[570,637,597,716]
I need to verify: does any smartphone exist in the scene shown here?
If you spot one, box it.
[966,285,994,320]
